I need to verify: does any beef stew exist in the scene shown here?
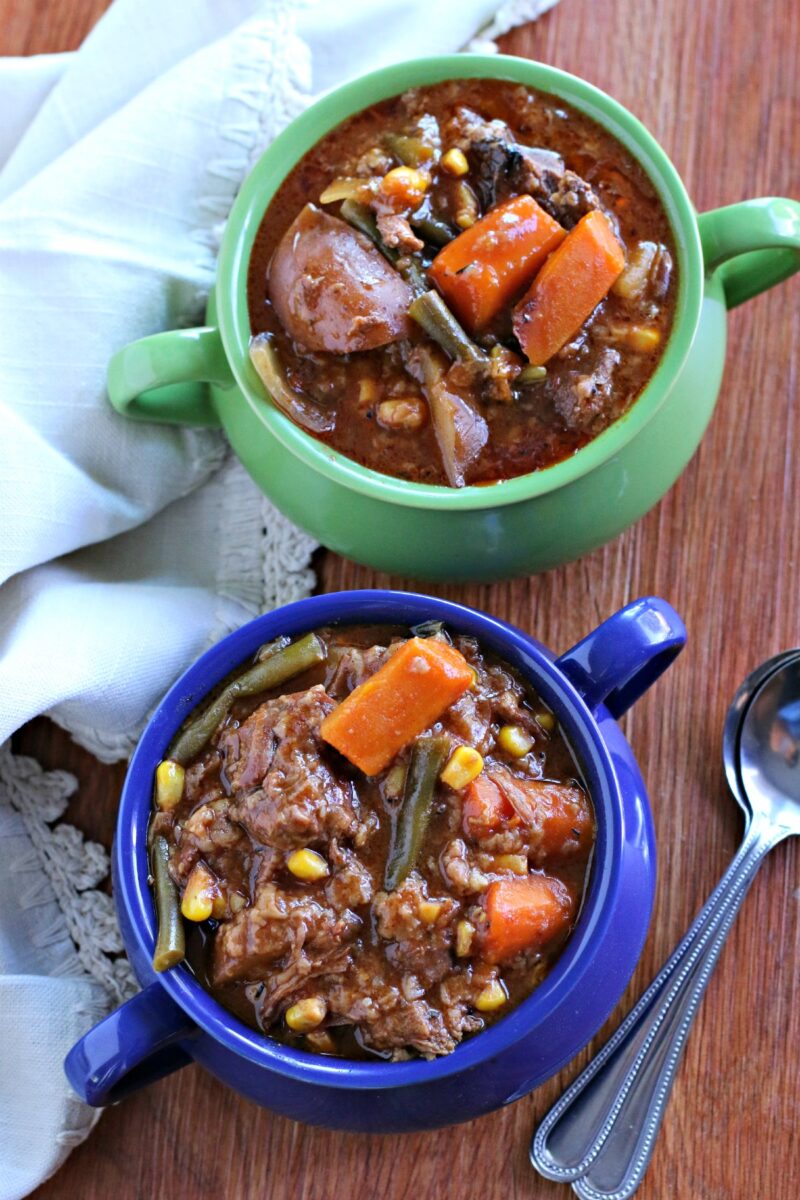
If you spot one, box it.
[149,623,595,1061]
[247,80,677,487]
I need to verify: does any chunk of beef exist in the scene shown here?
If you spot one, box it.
[170,798,249,886]
[444,106,601,229]
[530,162,601,229]
[373,873,458,988]
[360,998,456,1058]
[222,685,362,850]
[213,880,359,989]
[183,754,223,807]
[326,643,390,699]
[484,662,542,734]
[438,970,495,1041]
[326,842,375,911]
[442,689,494,754]
[252,935,354,1026]
[440,838,490,896]
[353,145,393,177]
[554,347,621,431]
[376,212,424,253]
[445,108,533,209]
[327,965,456,1059]
[445,107,515,158]
[470,824,528,857]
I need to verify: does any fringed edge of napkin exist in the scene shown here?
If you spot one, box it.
[468,0,559,49]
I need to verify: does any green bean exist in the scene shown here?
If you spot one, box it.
[151,835,185,972]
[339,200,427,296]
[384,133,432,168]
[410,214,456,247]
[402,258,429,296]
[410,619,446,638]
[340,199,394,262]
[384,735,450,891]
[169,633,327,764]
[517,364,548,385]
[408,290,488,365]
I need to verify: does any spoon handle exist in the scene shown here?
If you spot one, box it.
[530,823,779,1197]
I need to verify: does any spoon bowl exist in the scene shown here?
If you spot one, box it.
[722,649,800,816]
[739,654,800,827]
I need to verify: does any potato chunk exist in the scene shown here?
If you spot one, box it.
[267,204,413,354]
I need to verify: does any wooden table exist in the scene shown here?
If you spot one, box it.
[6,0,799,1196]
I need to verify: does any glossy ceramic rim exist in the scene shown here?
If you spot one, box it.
[216,54,703,512]
[116,591,632,1090]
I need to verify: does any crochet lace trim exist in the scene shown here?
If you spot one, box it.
[0,742,137,1003]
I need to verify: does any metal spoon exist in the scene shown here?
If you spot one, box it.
[531,648,800,1199]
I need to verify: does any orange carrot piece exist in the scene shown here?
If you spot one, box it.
[481,874,576,963]
[535,784,594,858]
[462,774,516,840]
[513,209,626,365]
[320,637,473,776]
[428,195,566,333]
[487,768,593,859]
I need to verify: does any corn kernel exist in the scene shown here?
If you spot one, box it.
[383,761,407,800]
[441,147,469,176]
[376,397,428,431]
[287,848,329,882]
[455,210,476,230]
[358,377,380,408]
[493,854,528,875]
[418,900,443,924]
[441,745,484,790]
[475,979,508,1013]
[456,919,475,957]
[626,325,661,353]
[497,724,534,758]
[155,759,185,811]
[229,892,247,913]
[181,864,216,922]
[305,1029,337,1054]
[285,997,327,1033]
[536,711,556,733]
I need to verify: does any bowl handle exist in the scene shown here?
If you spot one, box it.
[107,326,232,426]
[697,197,800,309]
[64,982,197,1106]
[555,597,686,719]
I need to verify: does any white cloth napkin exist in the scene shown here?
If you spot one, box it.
[0,2,557,1196]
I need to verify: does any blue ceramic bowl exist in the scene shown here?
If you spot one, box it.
[65,591,685,1131]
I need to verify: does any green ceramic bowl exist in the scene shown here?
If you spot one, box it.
[107,55,800,582]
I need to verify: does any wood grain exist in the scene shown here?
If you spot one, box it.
[6,0,799,1197]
